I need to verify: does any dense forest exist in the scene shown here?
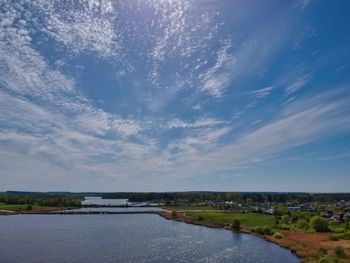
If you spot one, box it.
[0,192,83,207]
[102,192,350,203]
[3,191,350,204]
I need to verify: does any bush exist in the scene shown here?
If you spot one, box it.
[329,234,341,241]
[334,246,345,257]
[292,211,306,222]
[26,205,33,211]
[231,219,241,231]
[273,232,283,239]
[171,211,177,218]
[318,247,327,256]
[274,216,279,225]
[250,226,272,236]
[319,256,335,263]
[279,224,291,230]
[297,219,309,230]
[281,215,290,224]
[343,231,350,240]
[330,231,350,241]
[197,215,204,221]
[310,216,329,232]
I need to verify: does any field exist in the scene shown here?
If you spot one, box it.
[165,205,216,211]
[186,211,275,228]
[0,204,39,212]
[0,203,65,214]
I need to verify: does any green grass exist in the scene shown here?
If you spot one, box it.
[187,211,275,228]
[0,204,44,212]
[166,205,217,210]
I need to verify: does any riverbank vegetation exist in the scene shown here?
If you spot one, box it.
[2,191,350,262]
[166,208,350,263]
[0,193,83,213]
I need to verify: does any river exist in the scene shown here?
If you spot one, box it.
[0,213,299,263]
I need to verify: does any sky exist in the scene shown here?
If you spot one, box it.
[0,0,350,192]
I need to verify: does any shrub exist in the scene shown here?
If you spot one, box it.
[26,205,33,211]
[292,211,306,222]
[250,226,272,235]
[329,234,341,241]
[273,232,283,239]
[330,231,350,241]
[231,219,241,231]
[318,247,327,256]
[278,224,291,230]
[343,231,350,240]
[297,219,309,230]
[171,211,177,218]
[310,216,329,232]
[319,256,334,263]
[197,215,204,221]
[281,215,290,224]
[345,219,349,230]
[334,246,345,257]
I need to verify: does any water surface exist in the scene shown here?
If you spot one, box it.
[81,196,130,206]
[69,207,164,212]
[0,214,299,263]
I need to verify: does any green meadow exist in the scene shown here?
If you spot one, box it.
[186,211,275,228]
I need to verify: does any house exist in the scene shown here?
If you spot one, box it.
[288,206,302,212]
[175,199,190,205]
[265,208,274,215]
[321,211,333,218]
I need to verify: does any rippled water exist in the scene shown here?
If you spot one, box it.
[81,197,130,206]
[69,207,164,212]
[0,214,299,263]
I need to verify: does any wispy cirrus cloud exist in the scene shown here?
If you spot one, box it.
[33,0,120,58]
[167,118,229,129]
[247,86,275,98]
[285,74,312,96]
[1,0,350,191]
[0,1,141,138]
[199,41,236,97]
[172,88,350,176]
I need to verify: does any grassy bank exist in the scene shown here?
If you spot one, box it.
[187,211,275,228]
[164,208,350,263]
[0,204,67,214]
[165,205,217,211]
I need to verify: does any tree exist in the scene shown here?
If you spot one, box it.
[281,215,290,224]
[345,217,349,230]
[232,219,241,231]
[297,219,309,230]
[310,216,329,232]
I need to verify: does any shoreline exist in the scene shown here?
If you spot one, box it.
[2,208,349,262]
[158,211,350,262]
[157,211,302,260]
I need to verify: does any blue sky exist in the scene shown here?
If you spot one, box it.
[1,0,350,192]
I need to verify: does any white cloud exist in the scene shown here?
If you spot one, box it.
[199,42,236,97]
[0,2,141,138]
[293,0,312,9]
[247,86,274,98]
[167,118,229,129]
[189,89,350,174]
[33,0,119,58]
[285,74,312,96]
[145,0,220,89]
